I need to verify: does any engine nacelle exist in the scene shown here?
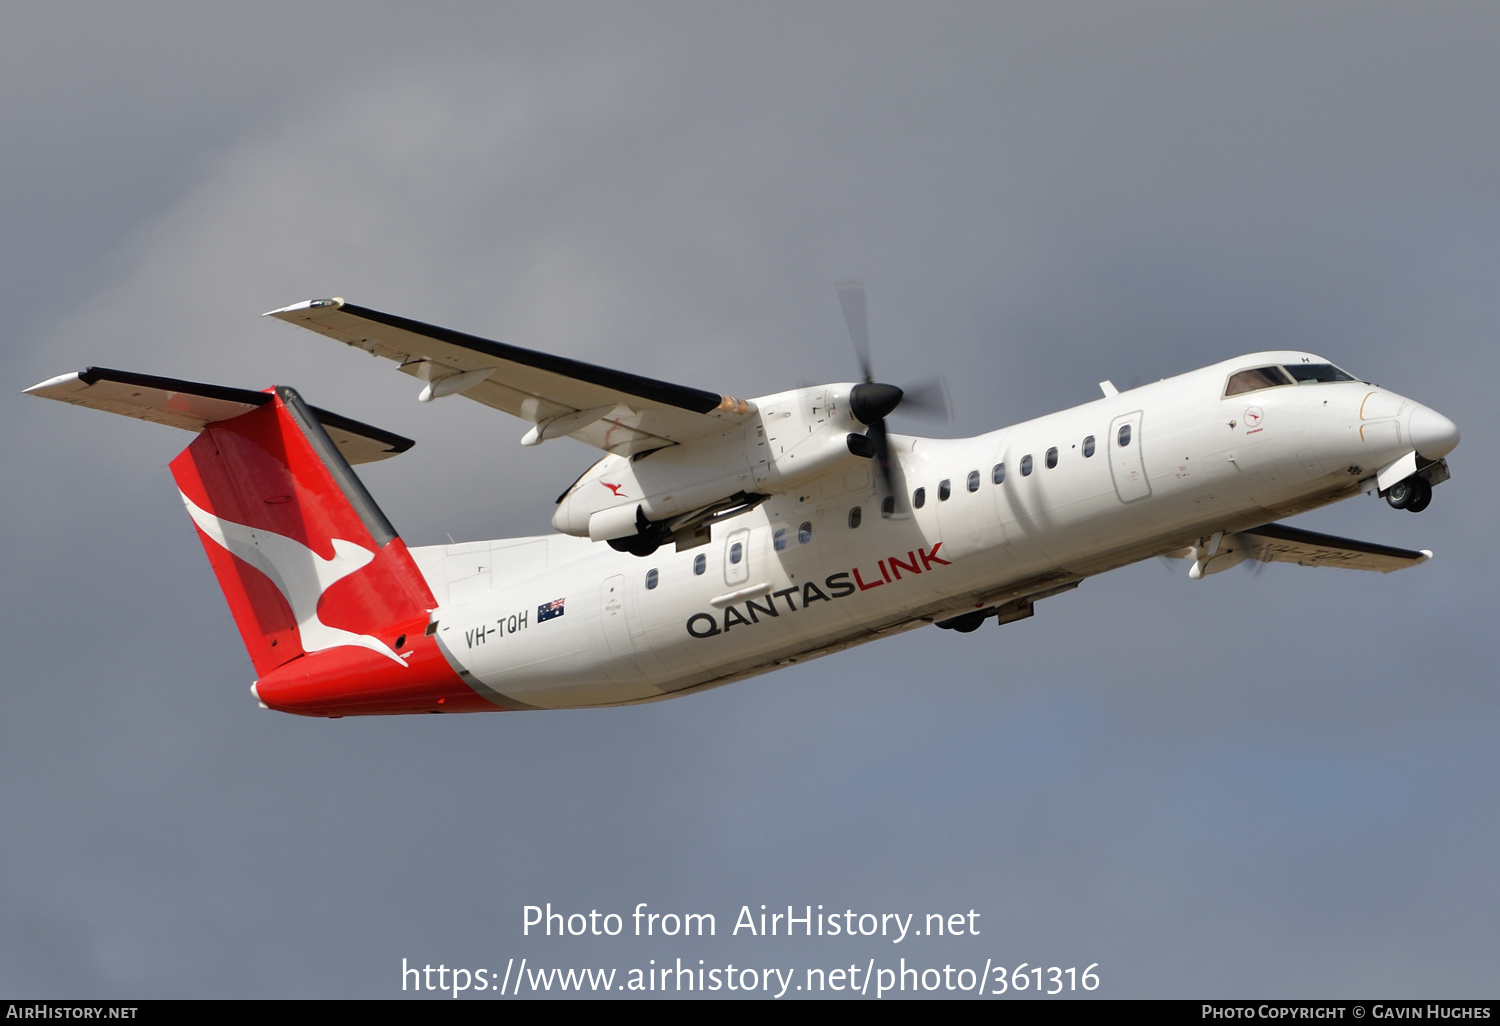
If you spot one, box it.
[553,384,870,543]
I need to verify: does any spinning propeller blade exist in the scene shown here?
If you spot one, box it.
[836,280,873,383]
[898,375,953,422]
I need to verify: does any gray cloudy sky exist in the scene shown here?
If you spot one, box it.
[5,2,1498,998]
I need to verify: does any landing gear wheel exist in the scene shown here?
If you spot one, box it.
[936,609,991,633]
[628,536,661,557]
[1404,476,1432,513]
[1385,478,1416,510]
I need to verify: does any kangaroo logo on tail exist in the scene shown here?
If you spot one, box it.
[179,491,408,666]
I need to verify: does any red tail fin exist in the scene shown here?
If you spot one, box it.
[168,387,487,715]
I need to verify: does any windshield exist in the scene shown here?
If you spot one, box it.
[1284,362,1358,384]
[1225,362,1361,397]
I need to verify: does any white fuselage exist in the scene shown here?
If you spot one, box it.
[407,351,1446,710]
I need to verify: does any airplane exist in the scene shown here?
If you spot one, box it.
[25,288,1459,716]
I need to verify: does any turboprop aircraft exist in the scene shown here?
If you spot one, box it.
[25,287,1459,716]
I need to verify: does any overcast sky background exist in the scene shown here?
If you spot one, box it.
[4,2,1498,998]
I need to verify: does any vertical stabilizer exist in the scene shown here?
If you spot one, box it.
[169,387,428,675]
[168,387,487,715]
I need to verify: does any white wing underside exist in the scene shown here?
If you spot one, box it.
[1170,522,1432,574]
[265,299,755,456]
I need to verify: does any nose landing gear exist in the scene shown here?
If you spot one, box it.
[1385,476,1432,513]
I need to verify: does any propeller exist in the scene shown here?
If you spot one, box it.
[835,281,952,505]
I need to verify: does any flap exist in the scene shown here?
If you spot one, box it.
[25,367,414,465]
[265,298,755,456]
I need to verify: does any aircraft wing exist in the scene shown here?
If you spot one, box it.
[265,298,754,456]
[1237,523,1431,573]
[24,367,413,465]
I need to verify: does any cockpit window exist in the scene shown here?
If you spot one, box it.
[1284,362,1358,384]
[1225,362,1362,397]
[1225,366,1294,396]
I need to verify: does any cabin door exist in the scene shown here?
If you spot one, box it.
[600,574,644,682]
[1108,411,1152,503]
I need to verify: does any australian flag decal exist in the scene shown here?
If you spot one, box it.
[537,598,566,623]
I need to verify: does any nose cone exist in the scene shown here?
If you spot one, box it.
[1408,405,1460,459]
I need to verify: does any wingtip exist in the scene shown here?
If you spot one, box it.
[22,370,85,397]
[263,297,345,318]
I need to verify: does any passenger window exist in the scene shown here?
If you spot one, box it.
[798,522,812,544]
[881,495,895,518]
[1083,435,1095,457]
[848,506,862,529]
[1045,447,1058,469]
[913,487,926,508]
[967,470,980,492]
[773,528,787,551]
[645,568,659,590]
[939,479,951,501]
[1225,366,1294,396]
[1117,424,1131,448]
[693,553,706,575]
[992,463,1005,484]
[1021,454,1033,476]
[729,542,743,565]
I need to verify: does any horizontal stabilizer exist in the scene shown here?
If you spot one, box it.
[1238,523,1431,573]
[25,367,413,465]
